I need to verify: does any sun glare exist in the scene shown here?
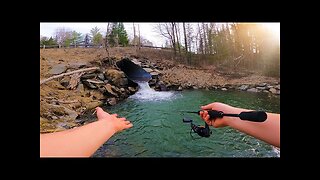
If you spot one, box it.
[262,23,280,42]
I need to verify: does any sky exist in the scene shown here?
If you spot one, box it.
[40,23,166,47]
[40,22,280,47]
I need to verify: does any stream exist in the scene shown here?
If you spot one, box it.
[92,82,280,157]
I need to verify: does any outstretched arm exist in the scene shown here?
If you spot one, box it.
[200,102,280,148]
[40,107,133,157]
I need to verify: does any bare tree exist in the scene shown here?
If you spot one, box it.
[183,22,190,64]
[174,23,181,56]
[202,23,208,54]
[197,23,204,54]
[54,27,72,48]
[138,24,141,50]
[133,23,136,48]
[155,23,177,56]
[105,23,110,57]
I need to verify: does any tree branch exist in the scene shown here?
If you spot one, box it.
[40,67,99,85]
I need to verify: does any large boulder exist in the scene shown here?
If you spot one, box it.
[48,64,67,75]
[105,69,128,87]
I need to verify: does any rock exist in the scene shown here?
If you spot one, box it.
[111,85,121,94]
[267,85,273,89]
[149,79,157,86]
[104,84,118,97]
[86,101,104,110]
[46,104,79,121]
[256,86,267,90]
[247,88,258,92]
[68,62,88,69]
[269,88,277,94]
[275,85,280,90]
[82,79,97,89]
[153,69,162,74]
[221,88,227,91]
[177,86,183,91]
[119,78,128,86]
[81,73,97,79]
[258,83,267,87]
[77,83,85,93]
[238,85,249,91]
[193,86,198,90]
[120,88,125,92]
[97,73,105,80]
[276,90,280,95]
[160,84,167,91]
[49,64,67,75]
[60,76,70,88]
[263,90,269,93]
[85,79,105,84]
[90,90,105,100]
[131,59,141,66]
[150,72,159,78]
[105,69,127,87]
[51,116,58,120]
[143,68,153,73]
[75,119,85,124]
[106,98,117,106]
[128,86,136,93]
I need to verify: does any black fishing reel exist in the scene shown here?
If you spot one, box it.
[183,117,212,138]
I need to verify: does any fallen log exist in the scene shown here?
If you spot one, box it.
[40,67,99,85]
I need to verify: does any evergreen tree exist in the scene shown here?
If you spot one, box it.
[107,23,129,47]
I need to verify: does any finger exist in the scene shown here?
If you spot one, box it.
[124,120,131,125]
[118,117,126,121]
[199,111,204,118]
[200,111,207,120]
[126,123,133,128]
[203,111,208,118]
[112,114,118,117]
[205,114,210,121]
[96,107,110,120]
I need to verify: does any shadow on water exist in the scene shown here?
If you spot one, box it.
[91,89,280,157]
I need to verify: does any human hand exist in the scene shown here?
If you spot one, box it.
[199,102,239,128]
[95,107,133,133]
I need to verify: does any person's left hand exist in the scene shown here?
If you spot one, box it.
[95,107,133,133]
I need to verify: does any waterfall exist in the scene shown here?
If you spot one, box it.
[129,81,174,101]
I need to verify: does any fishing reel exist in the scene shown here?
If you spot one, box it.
[183,117,212,138]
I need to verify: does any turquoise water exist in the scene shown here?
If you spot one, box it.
[93,89,280,157]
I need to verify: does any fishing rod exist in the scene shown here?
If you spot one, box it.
[181,110,267,138]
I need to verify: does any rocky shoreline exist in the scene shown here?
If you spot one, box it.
[40,56,279,133]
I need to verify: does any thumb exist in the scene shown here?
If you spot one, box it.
[96,107,110,120]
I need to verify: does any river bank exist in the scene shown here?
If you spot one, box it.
[40,48,280,133]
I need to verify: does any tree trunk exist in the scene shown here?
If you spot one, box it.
[202,23,207,54]
[133,23,136,48]
[175,23,181,57]
[183,23,189,64]
[105,23,110,57]
[138,24,141,50]
[171,23,177,57]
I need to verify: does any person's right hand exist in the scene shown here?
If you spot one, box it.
[95,107,133,134]
[199,102,239,128]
